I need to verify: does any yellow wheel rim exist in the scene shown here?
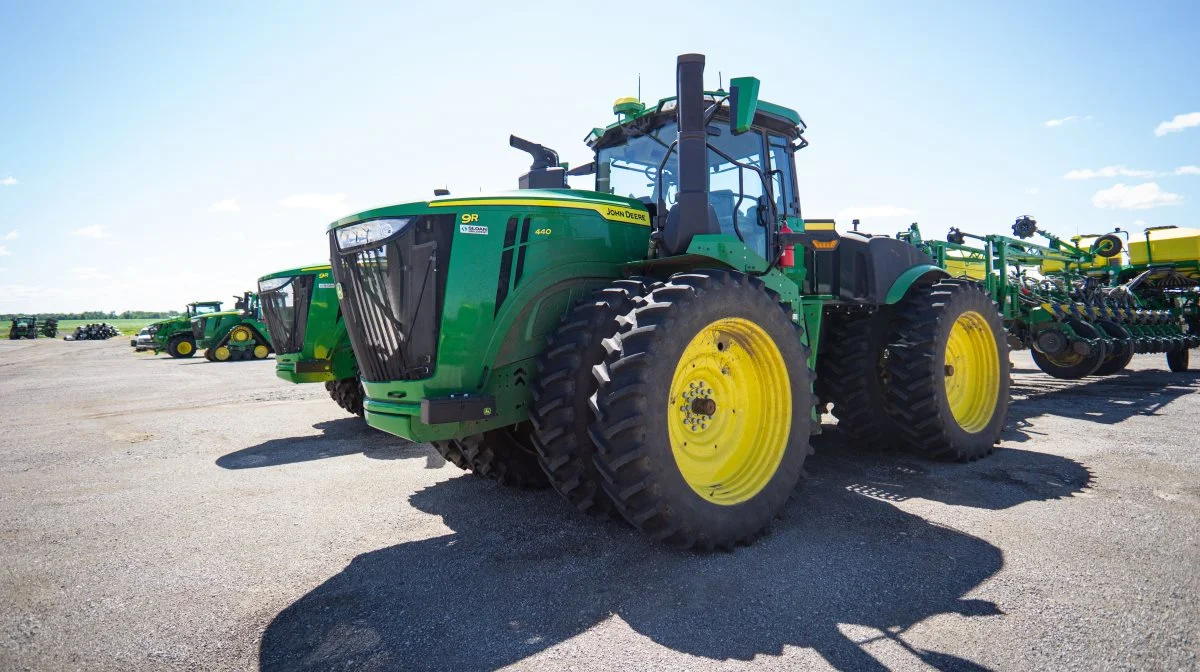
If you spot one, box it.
[177,341,193,355]
[945,310,1001,433]
[667,317,791,505]
[230,327,251,343]
[253,344,269,359]
[214,346,231,361]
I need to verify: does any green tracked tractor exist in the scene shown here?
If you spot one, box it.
[193,292,274,362]
[903,217,1200,378]
[138,301,224,357]
[328,54,1011,548]
[8,316,38,339]
[258,264,364,416]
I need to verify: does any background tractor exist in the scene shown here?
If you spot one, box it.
[327,54,1010,549]
[139,301,224,358]
[193,292,273,362]
[8,316,38,339]
[259,264,364,416]
[40,318,58,338]
[903,218,1199,378]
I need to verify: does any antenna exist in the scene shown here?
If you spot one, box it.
[718,71,723,91]
[637,73,641,102]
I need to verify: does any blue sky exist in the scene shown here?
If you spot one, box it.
[1,0,1197,312]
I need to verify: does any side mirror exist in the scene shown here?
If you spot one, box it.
[728,76,761,135]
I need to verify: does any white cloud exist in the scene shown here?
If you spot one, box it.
[1044,115,1092,128]
[1,177,16,186]
[1154,112,1200,137]
[1175,165,1200,176]
[0,245,9,256]
[1135,219,1148,228]
[1091,183,1183,210]
[836,205,916,221]
[3,230,17,240]
[72,224,110,238]
[1064,165,1156,180]
[1025,187,1040,195]
[279,193,351,217]
[209,198,241,213]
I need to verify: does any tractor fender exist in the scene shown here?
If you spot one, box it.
[884,264,950,305]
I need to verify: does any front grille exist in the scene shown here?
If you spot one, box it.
[191,318,206,340]
[331,214,455,382]
[260,275,313,355]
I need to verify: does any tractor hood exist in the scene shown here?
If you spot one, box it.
[327,189,647,232]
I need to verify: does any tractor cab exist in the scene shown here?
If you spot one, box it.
[233,292,262,319]
[187,301,223,318]
[584,88,804,263]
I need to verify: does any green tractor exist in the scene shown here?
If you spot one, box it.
[139,301,224,358]
[258,264,364,415]
[327,54,1010,548]
[8,316,38,340]
[193,291,274,362]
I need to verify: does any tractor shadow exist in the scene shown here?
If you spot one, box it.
[1002,367,1200,444]
[259,441,1091,671]
[216,418,436,469]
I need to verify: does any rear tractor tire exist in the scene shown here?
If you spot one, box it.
[167,335,196,359]
[885,279,1009,462]
[325,376,365,417]
[590,270,813,549]
[432,424,548,489]
[530,278,656,518]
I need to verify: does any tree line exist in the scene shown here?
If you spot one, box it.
[1,310,180,321]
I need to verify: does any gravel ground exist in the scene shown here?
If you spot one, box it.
[1,338,1197,671]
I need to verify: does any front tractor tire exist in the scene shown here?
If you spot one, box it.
[432,424,549,489]
[885,279,1009,461]
[529,278,655,518]
[167,334,196,359]
[325,376,365,417]
[590,270,813,550]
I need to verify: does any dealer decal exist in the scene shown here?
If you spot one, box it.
[460,224,489,235]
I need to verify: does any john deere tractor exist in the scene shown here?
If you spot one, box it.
[259,264,364,415]
[193,292,273,362]
[139,301,224,357]
[8,316,38,339]
[328,54,1010,548]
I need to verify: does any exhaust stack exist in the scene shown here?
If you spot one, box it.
[662,53,720,256]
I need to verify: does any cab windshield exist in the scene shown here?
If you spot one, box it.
[596,120,797,260]
[189,304,220,317]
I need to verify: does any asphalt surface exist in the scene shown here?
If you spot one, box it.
[1,337,1197,671]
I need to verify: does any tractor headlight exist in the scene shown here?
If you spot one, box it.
[258,276,292,293]
[335,218,411,250]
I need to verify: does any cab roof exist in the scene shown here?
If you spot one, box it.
[586,91,805,151]
[258,263,332,282]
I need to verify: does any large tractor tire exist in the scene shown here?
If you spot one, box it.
[325,376,365,416]
[1167,348,1190,372]
[1093,320,1134,376]
[1031,319,1107,379]
[530,278,655,518]
[167,334,196,358]
[884,279,1009,462]
[590,270,813,550]
[818,308,903,450]
[432,424,548,489]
